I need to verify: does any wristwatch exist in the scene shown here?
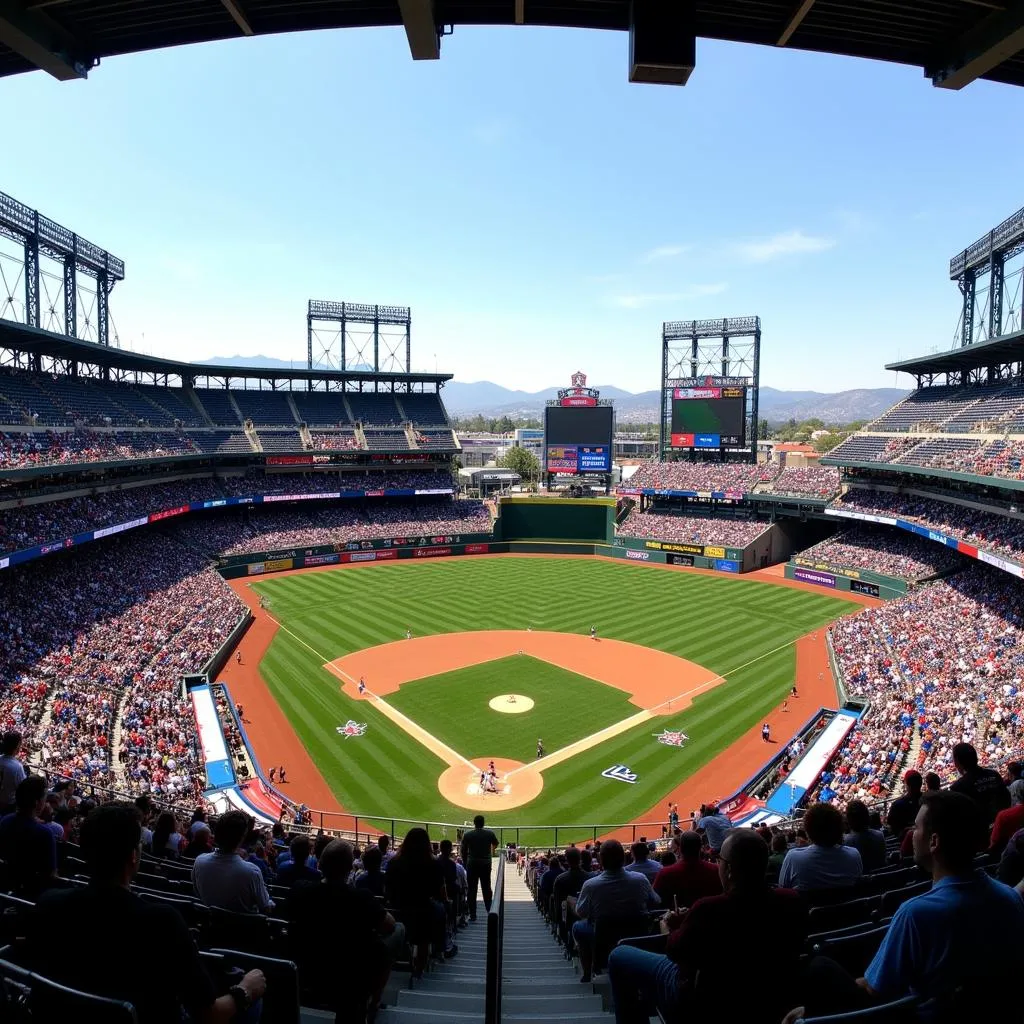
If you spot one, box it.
[228,984,252,1013]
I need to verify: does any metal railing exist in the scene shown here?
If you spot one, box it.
[484,858,506,1024]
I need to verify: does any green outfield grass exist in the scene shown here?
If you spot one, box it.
[250,556,854,839]
[385,655,636,762]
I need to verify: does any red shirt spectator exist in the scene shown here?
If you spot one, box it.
[653,831,722,908]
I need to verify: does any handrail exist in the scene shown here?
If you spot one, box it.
[484,857,505,1024]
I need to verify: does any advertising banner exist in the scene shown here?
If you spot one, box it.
[713,559,739,573]
[348,551,378,563]
[303,553,340,567]
[93,516,149,540]
[414,547,453,558]
[465,543,490,554]
[263,492,341,503]
[673,387,722,399]
[625,550,650,560]
[703,545,726,559]
[247,563,266,576]
[666,553,694,566]
[266,455,314,466]
[264,558,294,572]
[794,567,836,588]
[150,505,189,523]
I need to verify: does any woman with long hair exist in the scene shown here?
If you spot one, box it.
[384,827,451,976]
[149,811,182,859]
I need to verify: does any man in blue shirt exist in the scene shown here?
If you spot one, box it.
[0,774,57,897]
[863,790,1024,1012]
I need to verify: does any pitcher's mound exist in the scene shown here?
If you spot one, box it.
[438,757,543,811]
[488,694,534,714]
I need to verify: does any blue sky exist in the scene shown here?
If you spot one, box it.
[2,25,1023,393]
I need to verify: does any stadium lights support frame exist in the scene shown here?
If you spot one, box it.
[659,316,761,463]
[0,190,124,347]
[950,204,1024,348]
[307,300,411,381]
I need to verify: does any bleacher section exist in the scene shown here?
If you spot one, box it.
[186,430,254,453]
[308,428,359,451]
[414,428,458,450]
[255,430,303,452]
[347,392,401,425]
[399,392,448,425]
[825,435,921,463]
[232,389,297,425]
[894,437,983,470]
[192,389,240,426]
[132,383,205,426]
[868,381,1024,433]
[363,428,412,451]
[291,390,350,426]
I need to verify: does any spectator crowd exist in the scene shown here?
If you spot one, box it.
[799,525,962,580]
[617,509,768,547]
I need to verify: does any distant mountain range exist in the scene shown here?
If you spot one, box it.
[200,356,907,425]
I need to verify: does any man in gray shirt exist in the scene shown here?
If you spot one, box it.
[570,839,660,981]
[0,731,26,815]
[696,804,732,853]
[626,841,661,882]
[192,810,275,914]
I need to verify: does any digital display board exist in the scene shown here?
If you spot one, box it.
[670,386,745,449]
[544,405,614,474]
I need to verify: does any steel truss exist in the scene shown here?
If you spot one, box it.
[307,300,411,381]
[951,205,1024,348]
[659,316,761,462]
[0,190,124,345]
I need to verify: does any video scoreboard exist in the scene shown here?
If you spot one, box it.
[543,380,614,475]
[670,384,746,450]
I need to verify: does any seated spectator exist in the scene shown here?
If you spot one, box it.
[989,783,1024,856]
[192,810,275,914]
[23,802,266,1024]
[1008,761,1024,806]
[384,826,448,977]
[652,831,723,907]
[695,804,732,854]
[844,799,887,872]
[0,729,26,815]
[539,853,564,909]
[182,823,215,860]
[767,832,789,881]
[0,775,57,897]
[779,802,863,893]
[289,839,398,1023]
[552,846,591,919]
[787,791,1024,1021]
[275,835,321,887]
[885,769,923,840]
[609,829,806,1024]
[354,844,386,897]
[626,842,660,882]
[570,839,660,983]
[149,810,184,859]
[950,741,1010,825]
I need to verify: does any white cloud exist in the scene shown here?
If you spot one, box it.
[640,244,689,264]
[608,282,727,309]
[732,230,835,263]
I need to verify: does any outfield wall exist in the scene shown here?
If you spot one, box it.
[783,560,907,600]
[495,496,614,544]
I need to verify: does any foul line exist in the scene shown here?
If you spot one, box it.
[507,634,808,778]
[267,615,479,775]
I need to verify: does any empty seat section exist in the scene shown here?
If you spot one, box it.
[35,375,135,426]
[232,390,296,425]
[291,391,351,426]
[826,435,921,463]
[132,384,206,426]
[362,428,412,450]
[186,430,253,453]
[894,437,983,470]
[256,430,304,452]
[194,389,241,425]
[414,428,457,450]
[399,392,448,425]
[0,369,66,425]
[346,393,401,425]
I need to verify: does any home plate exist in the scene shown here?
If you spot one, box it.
[437,756,544,811]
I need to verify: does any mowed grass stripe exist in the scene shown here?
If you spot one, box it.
[251,558,851,831]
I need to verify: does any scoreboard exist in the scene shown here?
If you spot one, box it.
[544,404,614,475]
[670,385,746,449]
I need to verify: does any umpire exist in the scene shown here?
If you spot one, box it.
[460,814,498,920]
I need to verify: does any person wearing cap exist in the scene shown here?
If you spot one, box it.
[886,770,923,840]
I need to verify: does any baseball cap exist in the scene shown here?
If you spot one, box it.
[903,769,922,784]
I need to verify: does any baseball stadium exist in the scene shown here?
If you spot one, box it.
[2,6,1024,1024]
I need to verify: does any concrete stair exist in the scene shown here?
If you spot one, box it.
[368,861,615,1024]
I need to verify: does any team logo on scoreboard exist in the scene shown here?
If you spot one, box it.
[336,721,367,738]
[557,371,600,407]
[655,730,689,748]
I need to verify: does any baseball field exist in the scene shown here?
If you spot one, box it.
[227,556,858,842]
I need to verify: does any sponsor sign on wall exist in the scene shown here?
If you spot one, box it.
[703,545,726,559]
[414,547,453,558]
[625,549,650,561]
[465,543,490,554]
[303,553,340,567]
[264,558,294,572]
[794,567,836,588]
[247,563,265,576]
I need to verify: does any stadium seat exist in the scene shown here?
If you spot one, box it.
[807,895,881,933]
[616,932,669,955]
[792,994,919,1023]
[0,956,138,1024]
[879,881,930,918]
[593,914,654,971]
[811,925,889,977]
[206,949,300,1024]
